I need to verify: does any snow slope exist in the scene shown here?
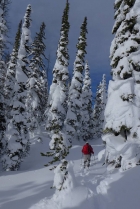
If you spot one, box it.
[0,132,140,209]
[97,166,140,209]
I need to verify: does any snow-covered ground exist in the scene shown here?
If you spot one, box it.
[0,133,140,209]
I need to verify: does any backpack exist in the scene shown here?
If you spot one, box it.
[82,144,92,155]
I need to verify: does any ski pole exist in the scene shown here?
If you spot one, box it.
[93,154,96,165]
[80,154,83,166]
[91,154,94,165]
[94,154,96,165]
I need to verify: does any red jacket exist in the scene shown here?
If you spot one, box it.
[82,144,94,155]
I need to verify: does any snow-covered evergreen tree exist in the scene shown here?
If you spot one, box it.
[42,1,71,191]
[81,61,93,141]
[1,0,11,62]
[0,1,8,157]
[64,17,88,142]
[2,5,32,171]
[1,0,11,30]
[104,0,140,137]
[103,0,140,170]
[40,68,48,122]
[45,0,70,133]
[93,84,102,138]
[4,20,22,121]
[100,74,107,128]
[93,74,107,139]
[26,22,47,137]
[110,0,139,80]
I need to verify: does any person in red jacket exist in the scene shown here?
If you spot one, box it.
[82,142,94,168]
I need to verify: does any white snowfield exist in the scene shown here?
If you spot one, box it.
[0,134,140,209]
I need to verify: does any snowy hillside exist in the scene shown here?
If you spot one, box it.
[0,133,140,209]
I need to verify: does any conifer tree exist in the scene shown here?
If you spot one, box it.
[4,20,22,121]
[2,5,32,171]
[26,22,47,137]
[104,0,140,137]
[65,17,88,142]
[40,69,48,121]
[81,61,93,141]
[0,2,8,157]
[46,0,70,133]
[110,0,138,80]
[93,83,101,139]
[93,74,107,139]
[1,0,11,30]
[1,0,11,62]
[51,0,70,85]
[42,1,71,191]
[103,0,140,169]
[100,74,107,127]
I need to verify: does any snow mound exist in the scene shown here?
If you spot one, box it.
[59,186,88,208]
[97,180,109,194]
[102,134,140,171]
[53,161,76,191]
[98,149,105,161]
[30,160,94,209]
[30,186,94,209]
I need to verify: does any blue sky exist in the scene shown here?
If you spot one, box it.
[8,0,114,96]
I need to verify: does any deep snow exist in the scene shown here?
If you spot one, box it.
[0,133,140,209]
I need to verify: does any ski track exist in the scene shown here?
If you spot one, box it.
[74,147,108,209]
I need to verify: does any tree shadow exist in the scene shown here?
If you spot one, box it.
[0,180,54,209]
